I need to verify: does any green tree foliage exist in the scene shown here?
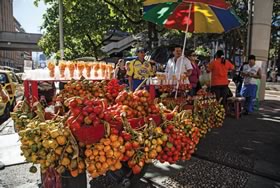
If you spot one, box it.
[35,0,145,60]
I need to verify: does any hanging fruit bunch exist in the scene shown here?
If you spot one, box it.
[213,102,225,128]
[191,95,225,137]
[11,100,33,132]
[65,97,107,144]
[117,115,167,175]
[84,133,125,178]
[104,79,126,102]
[18,119,85,177]
[157,111,200,164]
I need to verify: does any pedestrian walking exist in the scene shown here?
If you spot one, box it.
[240,55,261,115]
[207,50,234,106]
[127,47,154,91]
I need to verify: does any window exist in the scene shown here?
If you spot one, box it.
[0,73,8,84]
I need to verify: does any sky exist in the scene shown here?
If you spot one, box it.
[13,0,48,34]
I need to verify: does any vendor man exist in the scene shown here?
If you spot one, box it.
[127,47,154,91]
[165,45,193,82]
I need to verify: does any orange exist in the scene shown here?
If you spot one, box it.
[87,163,96,173]
[110,135,118,142]
[92,150,99,156]
[70,169,79,177]
[102,162,109,169]
[99,151,105,156]
[113,151,121,158]
[110,165,116,171]
[95,144,104,151]
[112,141,121,148]
[91,171,99,178]
[95,162,102,170]
[84,149,93,157]
[106,158,113,166]
[104,145,111,152]
[61,157,71,166]
[106,150,114,158]
[99,156,106,163]
[119,146,126,153]
[156,145,162,153]
[103,139,111,146]
[114,161,122,170]
[118,137,124,145]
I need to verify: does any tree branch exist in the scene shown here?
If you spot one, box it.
[98,33,115,47]
[86,34,99,60]
[103,0,143,24]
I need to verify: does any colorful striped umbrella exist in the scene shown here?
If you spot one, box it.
[143,0,242,33]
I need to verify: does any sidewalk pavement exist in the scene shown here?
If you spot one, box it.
[144,100,280,188]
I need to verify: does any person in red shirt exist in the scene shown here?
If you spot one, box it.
[208,50,234,106]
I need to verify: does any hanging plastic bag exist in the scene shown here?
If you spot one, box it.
[199,71,211,86]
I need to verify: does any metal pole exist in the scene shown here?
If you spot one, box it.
[59,0,64,59]
[175,3,192,99]
[246,0,253,60]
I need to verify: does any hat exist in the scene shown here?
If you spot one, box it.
[136,47,146,53]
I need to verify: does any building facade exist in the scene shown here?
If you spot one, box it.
[0,0,25,72]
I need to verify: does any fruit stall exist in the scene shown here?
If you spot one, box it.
[11,61,225,188]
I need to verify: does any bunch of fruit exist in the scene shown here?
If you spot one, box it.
[118,118,167,174]
[158,85,174,93]
[192,96,225,137]
[178,84,192,92]
[11,100,33,132]
[11,100,53,132]
[56,79,125,106]
[213,103,225,128]
[57,79,92,101]
[157,123,198,164]
[84,134,125,178]
[65,97,106,144]
[111,90,160,119]
[18,120,85,177]
[103,79,126,102]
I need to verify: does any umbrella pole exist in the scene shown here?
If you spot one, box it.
[175,3,193,99]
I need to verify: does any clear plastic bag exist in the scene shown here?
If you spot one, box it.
[199,71,211,86]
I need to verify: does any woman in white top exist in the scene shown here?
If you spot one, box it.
[240,55,261,115]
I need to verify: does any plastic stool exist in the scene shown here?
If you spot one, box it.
[226,97,245,119]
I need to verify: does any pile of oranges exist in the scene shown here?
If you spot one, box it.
[84,134,126,178]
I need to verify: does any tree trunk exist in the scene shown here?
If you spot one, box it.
[277,43,280,69]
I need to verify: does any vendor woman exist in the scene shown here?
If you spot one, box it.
[241,55,261,115]
[127,47,154,91]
